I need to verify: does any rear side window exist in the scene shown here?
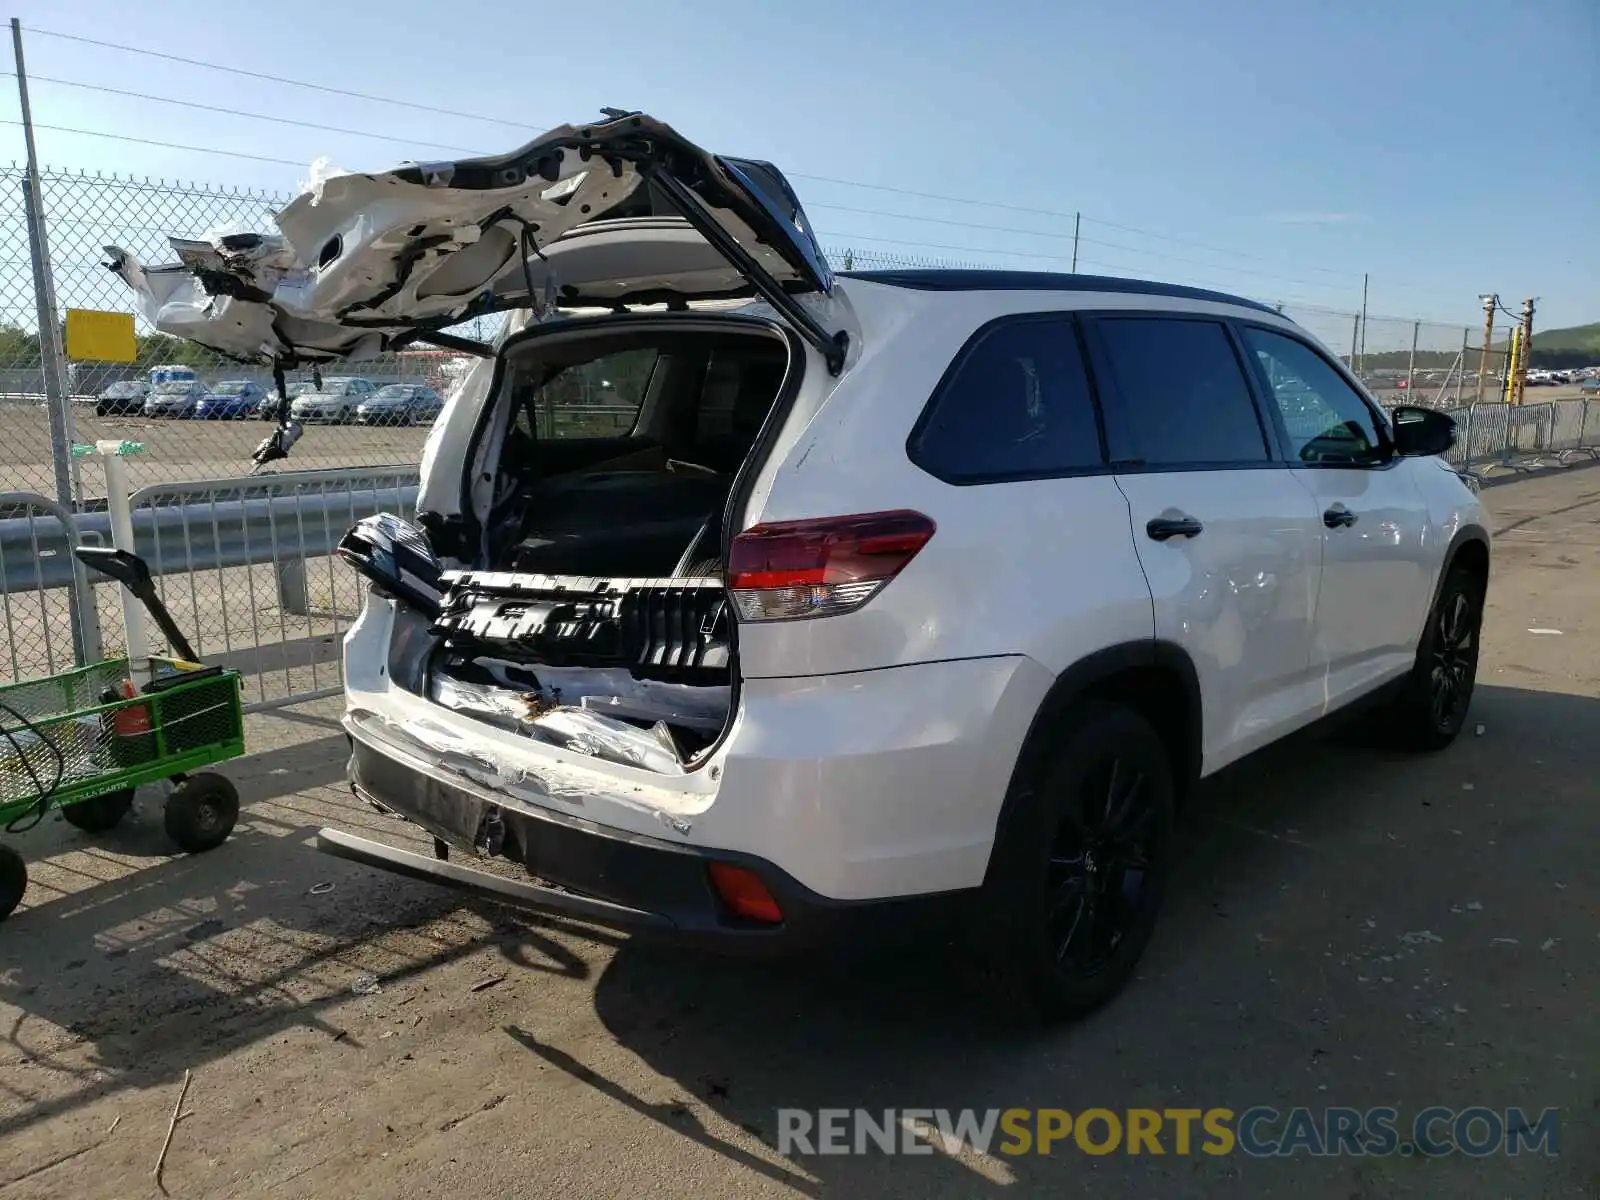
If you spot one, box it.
[1091,317,1270,466]
[910,316,1103,482]
[513,347,660,440]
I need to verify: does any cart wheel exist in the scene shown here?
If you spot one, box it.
[164,773,240,854]
[0,844,25,921]
[61,788,136,834]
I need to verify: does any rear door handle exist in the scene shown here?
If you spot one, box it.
[1323,504,1357,529]
[1146,514,1204,541]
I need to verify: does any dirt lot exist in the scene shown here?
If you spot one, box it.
[1,468,1598,1198]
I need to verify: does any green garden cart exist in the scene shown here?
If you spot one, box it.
[0,547,245,920]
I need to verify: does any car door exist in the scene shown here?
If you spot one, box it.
[1084,312,1326,773]
[1236,323,1434,710]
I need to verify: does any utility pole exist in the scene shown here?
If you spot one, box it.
[1476,293,1497,403]
[12,19,92,667]
[1513,296,1536,406]
[1405,320,1419,395]
[11,19,72,510]
[1358,273,1369,376]
[1071,212,1080,273]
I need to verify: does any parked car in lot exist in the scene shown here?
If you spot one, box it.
[289,377,376,424]
[194,379,267,420]
[109,112,1491,1019]
[142,379,209,418]
[354,383,444,426]
[94,379,150,416]
[258,380,314,421]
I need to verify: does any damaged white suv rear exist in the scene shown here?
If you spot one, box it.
[114,112,1489,1018]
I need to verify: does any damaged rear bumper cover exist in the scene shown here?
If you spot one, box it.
[319,716,971,955]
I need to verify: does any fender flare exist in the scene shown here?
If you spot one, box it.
[1426,523,1491,615]
[984,639,1201,882]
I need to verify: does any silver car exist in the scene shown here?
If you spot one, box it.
[354,384,444,426]
[142,379,208,418]
[288,377,377,424]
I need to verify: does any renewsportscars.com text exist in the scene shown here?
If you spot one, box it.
[776,1106,1559,1159]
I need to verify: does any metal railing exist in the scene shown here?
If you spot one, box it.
[107,467,420,709]
[0,491,100,681]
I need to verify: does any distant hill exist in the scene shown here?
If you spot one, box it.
[1532,323,1600,355]
[1475,322,1600,369]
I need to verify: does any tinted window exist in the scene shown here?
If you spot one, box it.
[512,347,661,440]
[1242,327,1387,466]
[912,317,1102,482]
[1093,317,1269,465]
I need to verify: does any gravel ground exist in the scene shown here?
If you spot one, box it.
[0,466,1597,1198]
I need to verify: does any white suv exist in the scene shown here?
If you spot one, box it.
[112,112,1488,1017]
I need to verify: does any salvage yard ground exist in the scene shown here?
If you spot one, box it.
[1,467,1598,1198]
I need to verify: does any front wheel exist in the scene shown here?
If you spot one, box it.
[164,773,239,853]
[0,843,26,921]
[1384,566,1484,751]
[984,702,1176,1021]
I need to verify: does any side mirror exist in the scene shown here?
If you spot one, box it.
[1390,405,1456,457]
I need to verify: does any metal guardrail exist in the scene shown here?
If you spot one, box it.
[0,467,418,591]
[3,401,1599,698]
[0,491,100,680]
[0,467,417,703]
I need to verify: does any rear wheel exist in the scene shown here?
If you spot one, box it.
[61,787,135,833]
[0,843,25,921]
[985,702,1175,1021]
[1384,566,1483,751]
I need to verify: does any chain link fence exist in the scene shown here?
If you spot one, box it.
[0,165,499,504]
[0,164,1594,699]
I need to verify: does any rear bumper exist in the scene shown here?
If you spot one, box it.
[330,732,973,954]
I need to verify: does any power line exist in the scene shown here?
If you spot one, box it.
[0,117,1373,308]
[23,26,538,131]
[795,171,1368,281]
[0,119,304,167]
[15,27,1376,286]
[19,25,1384,288]
[4,72,488,156]
[817,228,1351,308]
[810,201,1361,292]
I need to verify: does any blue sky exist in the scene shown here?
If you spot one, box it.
[5,0,1597,335]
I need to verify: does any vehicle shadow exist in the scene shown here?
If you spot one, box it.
[0,729,586,1145]
[552,682,1600,1196]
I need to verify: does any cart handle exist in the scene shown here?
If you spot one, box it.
[73,547,199,662]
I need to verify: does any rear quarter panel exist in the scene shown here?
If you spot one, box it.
[737,284,1155,680]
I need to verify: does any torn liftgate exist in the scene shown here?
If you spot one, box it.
[337,514,732,777]
[102,109,849,373]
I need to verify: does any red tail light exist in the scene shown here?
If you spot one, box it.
[707,862,783,924]
[726,510,935,621]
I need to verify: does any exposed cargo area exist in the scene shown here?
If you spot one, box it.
[422,321,793,771]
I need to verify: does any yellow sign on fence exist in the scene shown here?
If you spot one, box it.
[64,308,137,363]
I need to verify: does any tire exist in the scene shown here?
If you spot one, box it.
[984,702,1176,1021]
[164,773,240,854]
[61,787,135,833]
[1383,566,1483,751]
[0,843,25,921]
